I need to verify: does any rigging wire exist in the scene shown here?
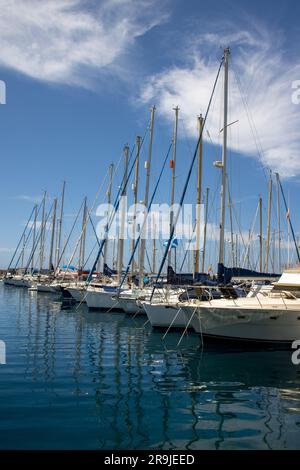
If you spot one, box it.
[7,203,39,270]
[86,124,150,282]
[150,56,224,300]
[118,141,173,290]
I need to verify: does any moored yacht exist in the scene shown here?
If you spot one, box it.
[181,269,300,343]
[85,285,126,311]
[3,274,34,288]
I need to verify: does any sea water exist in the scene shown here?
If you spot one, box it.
[0,283,300,450]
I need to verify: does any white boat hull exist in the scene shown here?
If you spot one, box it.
[182,303,300,343]
[3,278,18,286]
[4,278,32,288]
[36,284,61,293]
[86,289,124,311]
[143,302,188,328]
[67,287,86,302]
[118,297,145,315]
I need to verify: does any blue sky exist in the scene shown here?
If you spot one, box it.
[1,0,300,270]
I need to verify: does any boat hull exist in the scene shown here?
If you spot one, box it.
[118,297,145,315]
[3,278,32,288]
[143,302,188,328]
[67,287,86,303]
[85,289,124,311]
[182,304,300,343]
[36,284,61,293]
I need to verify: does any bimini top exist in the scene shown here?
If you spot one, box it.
[273,269,300,289]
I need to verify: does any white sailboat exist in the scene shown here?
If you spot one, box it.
[115,108,156,315]
[178,48,300,344]
[141,289,187,328]
[85,145,130,312]
[85,284,124,311]
[181,269,300,343]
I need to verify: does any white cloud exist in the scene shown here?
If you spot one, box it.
[140,25,300,178]
[15,194,42,203]
[27,221,51,230]
[0,0,168,86]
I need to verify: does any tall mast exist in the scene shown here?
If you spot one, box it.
[228,181,235,266]
[247,228,251,269]
[139,106,156,289]
[21,233,26,269]
[218,47,230,266]
[202,187,209,272]
[168,106,179,267]
[275,173,281,272]
[188,214,192,273]
[117,145,129,283]
[39,191,46,272]
[102,164,114,271]
[31,204,38,272]
[272,228,276,272]
[259,196,263,272]
[131,137,141,277]
[152,221,157,275]
[265,172,272,272]
[79,196,87,270]
[55,181,66,268]
[194,114,204,275]
[48,198,57,270]
[112,236,116,270]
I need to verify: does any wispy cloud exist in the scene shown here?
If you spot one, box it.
[140,22,300,178]
[15,194,42,203]
[0,0,168,87]
[27,221,51,230]
[0,247,13,253]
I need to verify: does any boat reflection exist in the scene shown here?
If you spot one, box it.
[6,288,300,449]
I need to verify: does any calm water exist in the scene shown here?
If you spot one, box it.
[1,283,300,450]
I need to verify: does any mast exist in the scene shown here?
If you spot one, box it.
[265,172,272,272]
[79,196,87,270]
[247,229,251,269]
[272,228,276,272]
[31,204,38,272]
[194,114,204,275]
[168,106,179,267]
[152,221,157,275]
[275,173,281,272]
[131,137,141,277]
[228,181,235,266]
[202,187,209,272]
[21,233,26,269]
[139,106,156,289]
[112,236,116,270]
[102,164,114,271]
[39,191,46,272]
[117,145,129,283]
[48,198,57,270]
[218,47,230,266]
[55,181,66,268]
[188,214,192,273]
[259,196,263,272]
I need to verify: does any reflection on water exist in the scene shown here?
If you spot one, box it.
[0,284,300,449]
